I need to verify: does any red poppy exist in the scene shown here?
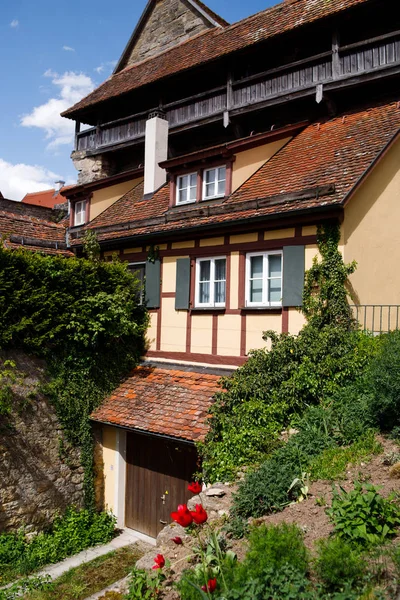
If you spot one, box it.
[170,504,193,527]
[190,504,208,525]
[201,578,217,593]
[188,481,202,494]
[171,536,183,545]
[152,554,165,570]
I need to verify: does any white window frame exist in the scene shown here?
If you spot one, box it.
[245,251,283,307]
[176,172,197,205]
[74,200,86,226]
[195,256,226,308]
[128,262,146,305]
[202,166,226,200]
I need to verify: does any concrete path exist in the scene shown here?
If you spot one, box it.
[38,528,155,580]
[0,528,155,593]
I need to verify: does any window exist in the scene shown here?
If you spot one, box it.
[246,251,282,306]
[202,166,226,200]
[129,262,146,305]
[195,257,226,307]
[176,173,197,205]
[74,200,86,226]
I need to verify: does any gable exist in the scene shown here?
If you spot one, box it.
[117,0,227,71]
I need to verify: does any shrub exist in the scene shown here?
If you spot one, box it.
[240,523,309,578]
[0,508,116,580]
[314,537,366,591]
[327,483,400,548]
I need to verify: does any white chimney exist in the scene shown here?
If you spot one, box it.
[144,113,168,196]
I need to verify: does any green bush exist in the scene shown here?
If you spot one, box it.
[314,537,366,592]
[241,523,308,578]
[0,508,116,580]
[0,244,148,507]
[327,483,400,548]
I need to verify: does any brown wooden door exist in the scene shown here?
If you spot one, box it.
[125,431,198,537]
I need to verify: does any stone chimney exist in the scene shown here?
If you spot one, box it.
[144,111,169,196]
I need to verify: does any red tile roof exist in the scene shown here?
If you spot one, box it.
[72,101,400,245]
[0,199,72,257]
[62,0,370,119]
[22,187,73,209]
[90,365,223,441]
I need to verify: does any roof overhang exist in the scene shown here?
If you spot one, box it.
[61,167,144,201]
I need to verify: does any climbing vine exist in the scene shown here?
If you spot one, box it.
[200,222,371,482]
[0,242,148,508]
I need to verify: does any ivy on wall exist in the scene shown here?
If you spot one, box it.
[0,242,148,509]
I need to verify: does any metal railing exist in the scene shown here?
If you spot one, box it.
[350,305,400,334]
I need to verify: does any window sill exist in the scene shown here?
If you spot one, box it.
[240,306,282,313]
[190,307,226,313]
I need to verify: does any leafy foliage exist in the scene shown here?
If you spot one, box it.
[125,567,163,599]
[313,537,366,592]
[200,224,373,482]
[0,576,53,600]
[0,243,148,508]
[0,508,116,584]
[327,483,400,548]
[0,359,19,416]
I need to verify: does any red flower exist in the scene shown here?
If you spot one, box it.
[190,504,208,525]
[152,554,165,570]
[170,504,193,527]
[201,578,217,593]
[188,481,202,494]
[171,536,183,545]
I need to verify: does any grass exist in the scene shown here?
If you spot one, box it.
[309,431,383,481]
[23,545,143,600]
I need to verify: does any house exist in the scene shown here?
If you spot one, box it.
[60,0,400,536]
[22,181,71,209]
[0,197,71,257]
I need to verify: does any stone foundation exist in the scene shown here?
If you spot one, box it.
[0,353,84,533]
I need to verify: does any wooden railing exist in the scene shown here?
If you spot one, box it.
[76,30,400,153]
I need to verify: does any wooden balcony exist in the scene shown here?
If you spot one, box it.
[76,31,400,154]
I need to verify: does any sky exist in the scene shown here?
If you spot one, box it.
[0,0,275,200]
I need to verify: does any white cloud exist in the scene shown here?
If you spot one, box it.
[21,71,95,150]
[63,45,75,52]
[94,60,117,74]
[10,19,19,28]
[0,159,61,201]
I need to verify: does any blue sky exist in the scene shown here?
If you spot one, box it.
[0,0,275,199]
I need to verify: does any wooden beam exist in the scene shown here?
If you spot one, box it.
[332,30,340,79]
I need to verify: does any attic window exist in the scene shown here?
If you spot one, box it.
[74,200,86,226]
[176,173,197,205]
[203,166,226,200]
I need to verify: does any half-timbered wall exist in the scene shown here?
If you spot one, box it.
[113,226,319,367]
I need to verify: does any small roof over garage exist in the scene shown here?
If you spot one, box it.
[90,362,229,442]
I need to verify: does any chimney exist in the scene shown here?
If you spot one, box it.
[54,180,65,196]
[144,111,168,196]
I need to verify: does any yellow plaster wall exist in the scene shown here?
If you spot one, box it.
[246,313,282,353]
[172,240,195,249]
[160,297,187,352]
[217,314,241,356]
[102,426,117,513]
[123,247,142,254]
[147,312,158,351]
[191,314,213,354]
[302,225,317,236]
[200,237,224,247]
[264,228,295,240]
[288,308,306,335]
[162,256,179,293]
[344,137,400,305]
[230,232,258,244]
[90,177,143,221]
[305,244,319,269]
[230,252,239,310]
[232,137,292,192]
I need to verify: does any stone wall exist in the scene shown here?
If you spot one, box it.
[71,151,113,185]
[126,0,213,67]
[0,353,84,533]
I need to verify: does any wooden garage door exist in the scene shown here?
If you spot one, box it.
[125,432,198,538]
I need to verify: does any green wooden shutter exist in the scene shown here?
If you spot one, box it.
[145,259,161,308]
[282,245,305,307]
[175,258,191,310]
